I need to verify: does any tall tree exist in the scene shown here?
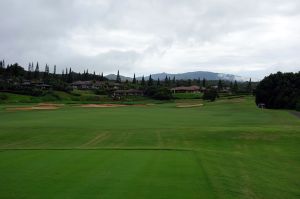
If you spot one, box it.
[217,79,223,91]
[132,73,136,84]
[34,62,39,79]
[164,75,169,85]
[141,76,145,86]
[53,65,56,75]
[246,78,252,93]
[68,68,73,83]
[116,70,121,83]
[202,78,206,87]
[233,80,238,93]
[148,74,153,86]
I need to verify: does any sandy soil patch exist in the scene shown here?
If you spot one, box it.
[176,104,203,108]
[79,104,128,108]
[79,104,149,108]
[6,103,63,111]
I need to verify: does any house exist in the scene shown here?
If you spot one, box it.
[71,81,93,89]
[170,85,200,93]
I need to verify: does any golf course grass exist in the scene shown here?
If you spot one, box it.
[0,97,299,199]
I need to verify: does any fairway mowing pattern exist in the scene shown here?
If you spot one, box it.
[0,98,300,199]
[0,150,215,199]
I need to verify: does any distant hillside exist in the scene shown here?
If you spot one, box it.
[105,71,249,82]
[138,71,248,81]
[105,74,133,81]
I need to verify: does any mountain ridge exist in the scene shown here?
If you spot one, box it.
[105,71,250,82]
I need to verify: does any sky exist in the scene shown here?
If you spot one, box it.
[0,0,300,79]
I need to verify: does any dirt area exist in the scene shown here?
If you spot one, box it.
[6,103,63,111]
[79,104,128,108]
[176,103,203,108]
[79,104,150,108]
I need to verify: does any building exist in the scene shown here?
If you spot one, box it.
[71,81,93,89]
[170,85,200,93]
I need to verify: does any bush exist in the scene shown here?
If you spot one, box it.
[145,86,172,100]
[203,89,218,101]
[94,89,107,95]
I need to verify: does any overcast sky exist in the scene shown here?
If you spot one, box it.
[0,0,299,79]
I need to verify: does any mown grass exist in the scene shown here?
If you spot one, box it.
[0,97,299,199]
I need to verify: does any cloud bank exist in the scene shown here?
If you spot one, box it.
[0,0,300,78]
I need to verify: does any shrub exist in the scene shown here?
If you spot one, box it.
[203,89,218,101]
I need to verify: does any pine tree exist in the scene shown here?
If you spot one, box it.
[132,73,136,84]
[246,78,252,93]
[233,80,238,93]
[157,78,160,86]
[172,76,176,84]
[116,70,121,83]
[27,63,31,71]
[197,78,201,85]
[141,76,145,86]
[68,68,73,83]
[148,74,153,86]
[202,78,206,87]
[43,64,49,79]
[164,75,169,86]
[34,62,40,79]
[53,65,56,75]
[217,79,223,91]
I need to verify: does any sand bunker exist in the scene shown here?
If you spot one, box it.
[176,103,203,108]
[80,104,128,108]
[6,103,63,111]
[79,104,150,108]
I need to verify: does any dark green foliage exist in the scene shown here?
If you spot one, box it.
[148,75,153,86]
[218,79,223,90]
[34,62,39,79]
[132,74,136,84]
[145,86,172,100]
[5,63,25,77]
[255,72,300,110]
[246,78,252,93]
[116,70,121,83]
[141,76,145,86]
[233,80,238,93]
[202,78,206,87]
[203,89,218,101]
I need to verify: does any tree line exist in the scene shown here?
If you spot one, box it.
[255,72,300,110]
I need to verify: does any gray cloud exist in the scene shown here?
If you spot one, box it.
[0,0,299,79]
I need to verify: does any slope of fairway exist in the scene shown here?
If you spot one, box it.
[0,97,299,199]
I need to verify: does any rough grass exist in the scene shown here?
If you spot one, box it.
[0,97,299,199]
